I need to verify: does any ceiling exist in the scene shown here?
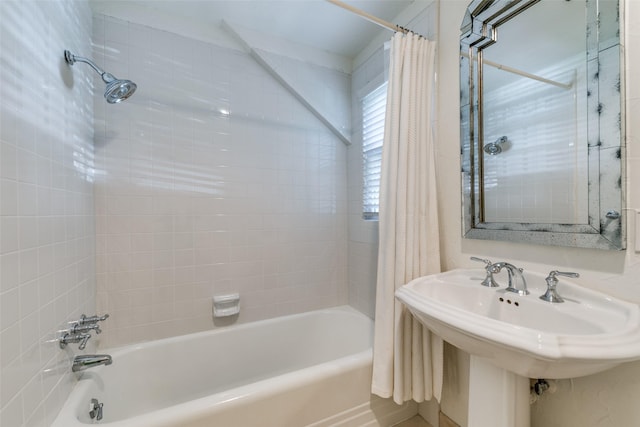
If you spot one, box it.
[90,0,415,58]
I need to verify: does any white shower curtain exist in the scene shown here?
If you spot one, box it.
[371,32,443,404]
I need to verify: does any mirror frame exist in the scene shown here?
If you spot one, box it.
[460,0,626,250]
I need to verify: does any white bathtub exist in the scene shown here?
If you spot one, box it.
[52,306,415,427]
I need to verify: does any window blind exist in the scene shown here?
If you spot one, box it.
[362,82,388,220]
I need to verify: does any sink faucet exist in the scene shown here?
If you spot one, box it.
[493,262,529,295]
[72,354,112,372]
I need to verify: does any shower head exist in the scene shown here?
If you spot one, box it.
[103,78,137,104]
[484,136,508,155]
[64,50,137,103]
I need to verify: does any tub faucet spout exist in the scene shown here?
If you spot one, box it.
[72,354,112,372]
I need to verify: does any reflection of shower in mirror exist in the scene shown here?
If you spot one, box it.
[484,136,508,155]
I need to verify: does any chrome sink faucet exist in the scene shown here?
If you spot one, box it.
[493,262,529,296]
[471,257,529,295]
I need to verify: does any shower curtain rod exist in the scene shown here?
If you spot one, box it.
[462,52,573,90]
[325,0,417,36]
[482,57,573,90]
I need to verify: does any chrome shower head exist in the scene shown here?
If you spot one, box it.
[103,77,137,104]
[64,50,137,103]
[484,136,508,155]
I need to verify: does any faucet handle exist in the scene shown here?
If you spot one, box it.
[540,270,579,303]
[470,256,493,266]
[79,313,109,325]
[69,314,109,328]
[548,271,580,281]
[72,323,102,334]
[59,332,92,350]
[470,257,500,287]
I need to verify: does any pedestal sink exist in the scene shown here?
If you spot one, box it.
[396,268,640,427]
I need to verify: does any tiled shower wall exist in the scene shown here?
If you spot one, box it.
[0,1,96,426]
[348,47,386,318]
[92,15,349,348]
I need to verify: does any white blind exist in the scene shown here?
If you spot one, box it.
[362,82,388,220]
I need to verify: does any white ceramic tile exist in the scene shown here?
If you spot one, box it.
[0,393,24,427]
[0,1,95,425]
[0,288,19,332]
[0,322,20,370]
[1,178,18,216]
[92,16,349,347]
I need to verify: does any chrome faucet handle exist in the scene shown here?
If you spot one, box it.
[59,332,92,350]
[73,313,109,325]
[470,256,492,265]
[470,257,500,287]
[72,323,102,334]
[78,333,91,350]
[540,271,580,303]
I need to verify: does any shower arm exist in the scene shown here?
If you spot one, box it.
[64,51,116,84]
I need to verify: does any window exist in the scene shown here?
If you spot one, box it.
[362,82,388,220]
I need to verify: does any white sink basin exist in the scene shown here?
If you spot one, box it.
[396,268,640,378]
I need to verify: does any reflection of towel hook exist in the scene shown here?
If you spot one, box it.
[484,136,508,155]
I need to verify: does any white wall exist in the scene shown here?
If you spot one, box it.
[0,1,96,426]
[92,15,349,348]
[437,0,640,426]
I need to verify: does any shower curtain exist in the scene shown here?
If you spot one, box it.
[371,32,442,404]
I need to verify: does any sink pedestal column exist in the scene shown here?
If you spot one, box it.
[468,356,530,427]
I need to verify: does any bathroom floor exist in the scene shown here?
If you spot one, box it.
[393,416,433,427]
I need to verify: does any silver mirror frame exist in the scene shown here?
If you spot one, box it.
[460,0,626,250]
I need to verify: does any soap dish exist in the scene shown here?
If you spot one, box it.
[213,293,240,317]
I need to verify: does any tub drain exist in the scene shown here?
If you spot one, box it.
[89,398,104,422]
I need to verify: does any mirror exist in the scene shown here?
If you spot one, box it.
[460,0,625,250]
